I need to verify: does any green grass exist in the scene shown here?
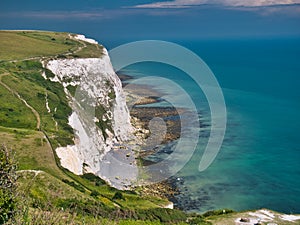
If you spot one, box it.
[0,31,103,61]
[63,169,170,209]
[73,42,104,58]
[1,61,74,147]
[66,85,78,97]
[0,84,36,129]
[0,31,76,61]
[21,31,78,46]
[0,127,66,178]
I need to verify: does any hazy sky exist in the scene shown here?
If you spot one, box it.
[1,0,299,43]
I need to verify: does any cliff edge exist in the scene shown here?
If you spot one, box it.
[45,35,136,188]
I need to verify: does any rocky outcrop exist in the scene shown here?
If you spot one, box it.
[45,46,134,179]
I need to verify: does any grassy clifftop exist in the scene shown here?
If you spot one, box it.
[0,30,103,61]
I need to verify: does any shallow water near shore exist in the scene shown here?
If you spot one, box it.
[117,38,300,213]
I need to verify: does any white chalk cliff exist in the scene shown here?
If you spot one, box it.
[45,42,134,181]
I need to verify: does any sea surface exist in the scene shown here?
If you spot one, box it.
[116,38,300,213]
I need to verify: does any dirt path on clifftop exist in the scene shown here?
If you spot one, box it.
[0,73,41,130]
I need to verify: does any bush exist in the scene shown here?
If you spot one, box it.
[61,179,85,193]
[113,191,125,201]
[56,198,110,217]
[15,60,42,70]
[90,190,100,197]
[37,92,45,99]
[81,173,106,186]
[0,145,17,224]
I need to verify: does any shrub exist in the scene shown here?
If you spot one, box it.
[81,173,106,186]
[56,198,110,217]
[90,190,100,197]
[37,92,45,99]
[0,145,17,224]
[61,179,85,193]
[113,191,125,201]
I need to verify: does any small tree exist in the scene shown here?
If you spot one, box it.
[0,145,17,224]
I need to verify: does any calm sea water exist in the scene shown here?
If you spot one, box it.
[118,38,300,213]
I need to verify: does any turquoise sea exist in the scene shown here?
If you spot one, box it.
[116,38,300,213]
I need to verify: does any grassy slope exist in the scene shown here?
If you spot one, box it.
[0,31,196,225]
[0,84,36,129]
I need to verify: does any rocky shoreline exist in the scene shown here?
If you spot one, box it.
[119,73,217,213]
[118,73,187,208]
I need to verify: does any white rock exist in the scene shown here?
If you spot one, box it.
[259,209,275,218]
[164,202,174,209]
[46,48,134,183]
[56,145,83,175]
[280,214,300,221]
[74,34,98,45]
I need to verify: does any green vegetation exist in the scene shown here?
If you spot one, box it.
[62,179,86,193]
[0,145,17,224]
[113,191,125,200]
[0,31,102,61]
[94,104,114,140]
[66,84,77,96]
[72,42,104,58]
[0,84,36,129]
[81,173,106,186]
[0,31,75,61]
[0,60,74,148]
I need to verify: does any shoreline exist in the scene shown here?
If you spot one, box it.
[118,72,216,212]
[118,72,215,213]
[118,72,184,208]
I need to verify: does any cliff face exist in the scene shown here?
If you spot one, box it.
[45,48,134,177]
